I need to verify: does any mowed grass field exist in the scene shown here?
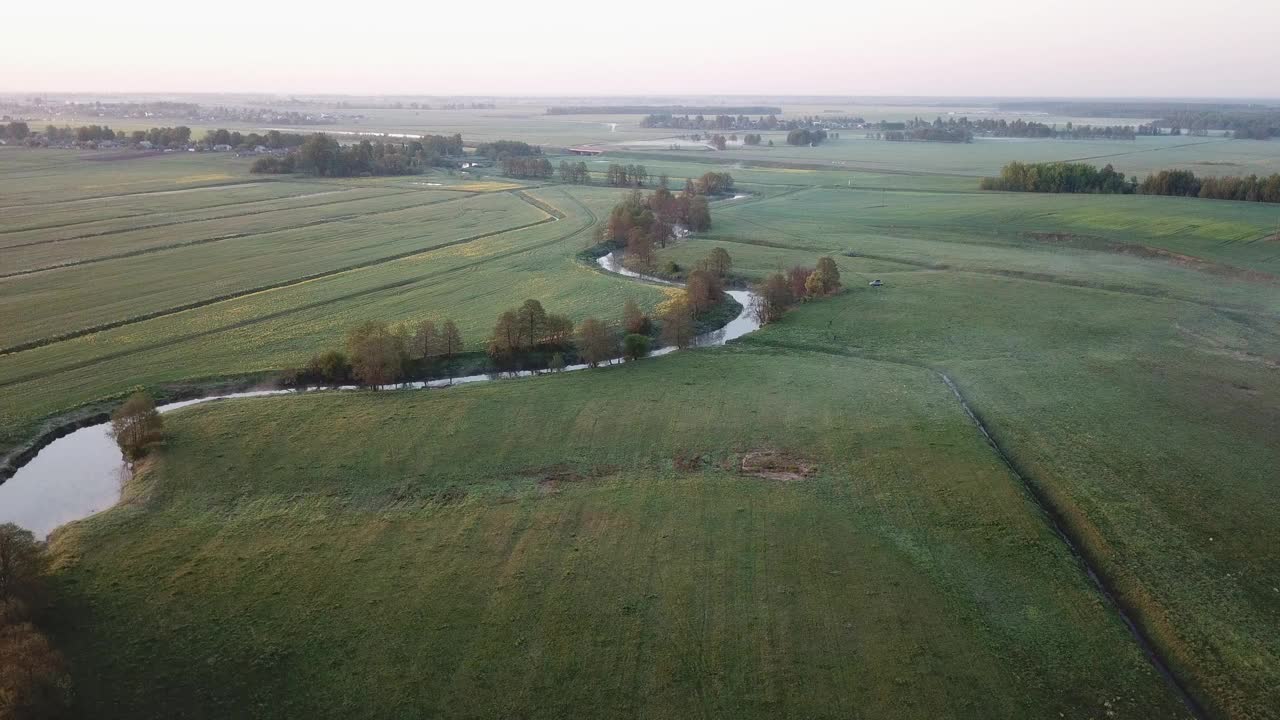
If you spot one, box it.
[5,135,1280,718]
[48,348,1186,719]
[654,193,1280,718]
[619,134,1280,178]
[0,150,673,454]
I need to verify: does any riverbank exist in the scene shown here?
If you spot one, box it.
[0,250,759,536]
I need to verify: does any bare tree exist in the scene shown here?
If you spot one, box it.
[110,391,163,460]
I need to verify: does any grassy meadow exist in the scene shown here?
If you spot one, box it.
[48,348,1186,719]
[3,119,1279,719]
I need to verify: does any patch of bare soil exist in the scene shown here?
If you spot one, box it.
[531,464,618,493]
[739,450,817,482]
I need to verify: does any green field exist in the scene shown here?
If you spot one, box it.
[48,348,1186,719]
[4,119,1280,719]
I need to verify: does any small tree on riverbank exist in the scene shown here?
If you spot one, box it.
[110,390,163,461]
[623,334,650,361]
[813,256,842,294]
[659,297,696,349]
[751,273,795,324]
[577,317,614,367]
[346,320,407,388]
[623,299,651,335]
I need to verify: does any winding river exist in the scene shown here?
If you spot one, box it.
[0,254,759,537]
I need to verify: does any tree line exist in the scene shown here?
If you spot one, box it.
[882,127,972,143]
[872,117,1136,141]
[500,156,555,179]
[557,160,592,184]
[549,105,781,115]
[981,161,1280,203]
[751,257,842,324]
[1,121,29,141]
[201,128,308,150]
[251,133,464,177]
[786,128,828,146]
[603,184,714,270]
[995,101,1280,139]
[605,163,651,187]
[285,318,465,388]
[475,140,541,160]
[979,161,1135,194]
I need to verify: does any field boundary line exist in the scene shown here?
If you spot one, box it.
[712,214,1279,316]
[0,191,478,279]
[601,150,978,177]
[0,196,559,358]
[1060,139,1227,165]
[0,178,273,211]
[0,186,385,239]
[738,337,1209,718]
[0,191,591,376]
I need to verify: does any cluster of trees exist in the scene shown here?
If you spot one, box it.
[487,299,576,370]
[872,117,1135,141]
[416,133,466,158]
[786,128,828,146]
[0,523,71,718]
[475,140,541,160]
[201,128,308,150]
[605,163,650,187]
[51,124,118,143]
[751,257,842,324]
[694,171,734,196]
[642,114,776,131]
[134,126,193,147]
[1148,110,1278,139]
[883,127,972,143]
[979,161,1134,194]
[998,101,1280,140]
[1139,170,1280,203]
[551,105,780,116]
[0,121,29,141]
[10,123,313,151]
[982,161,1280,203]
[639,112,862,133]
[252,135,423,177]
[964,117,1133,140]
[500,156,555,178]
[603,185,712,267]
[557,160,592,184]
[289,318,464,387]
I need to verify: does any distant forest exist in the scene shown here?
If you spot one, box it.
[547,105,781,115]
[981,161,1280,203]
[251,133,464,177]
[872,117,1138,143]
[996,100,1280,140]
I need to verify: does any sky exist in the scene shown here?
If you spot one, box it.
[3,0,1277,98]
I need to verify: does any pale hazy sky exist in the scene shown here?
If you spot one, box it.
[3,0,1277,97]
